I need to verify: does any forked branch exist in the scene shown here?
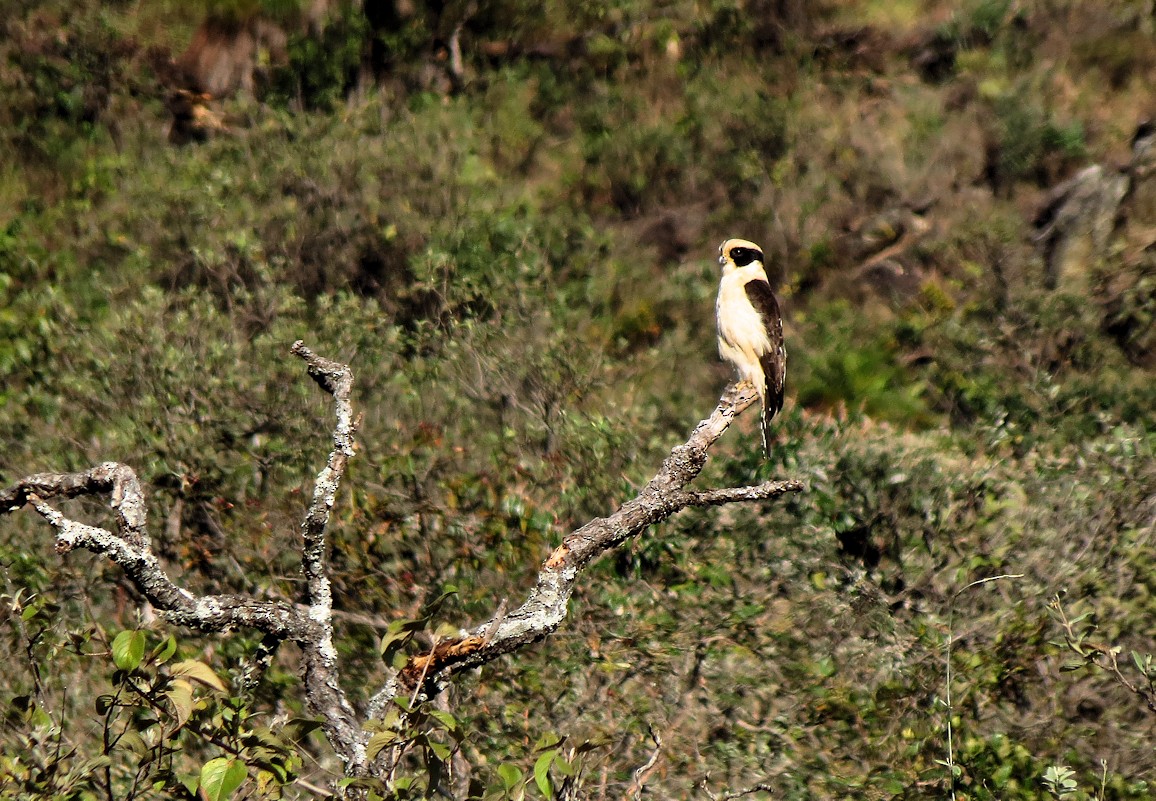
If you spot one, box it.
[1,345,804,787]
[0,341,367,773]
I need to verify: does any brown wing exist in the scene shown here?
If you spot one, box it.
[744,279,786,454]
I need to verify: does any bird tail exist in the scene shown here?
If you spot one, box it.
[761,403,771,458]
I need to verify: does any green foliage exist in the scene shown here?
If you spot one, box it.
[1043,765,1079,799]
[265,2,368,110]
[0,624,303,800]
[0,0,150,186]
[3,0,1156,797]
[792,301,932,426]
[1101,248,1156,366]
[988,93,1086,187]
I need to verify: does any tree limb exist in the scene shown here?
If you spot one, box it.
[702,778,775,800]
[385,381,805,698]
[1,342,369,775]
[2,462,148,547]
[16,486,309,636]
[291,340,366,773]
[2,347,804,788]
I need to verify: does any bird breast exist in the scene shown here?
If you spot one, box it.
[716,273,774,358]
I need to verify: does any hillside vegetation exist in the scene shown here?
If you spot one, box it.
[2,0,1156,799]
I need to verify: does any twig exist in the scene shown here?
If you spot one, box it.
[481,598,508,647]
[626,726,663,800]
[1051,595,1156,715]
[700,773,775,800]
[943,573,1023,800]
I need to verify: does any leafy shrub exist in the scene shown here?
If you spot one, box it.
[792,301,933,426]
[264,2,368,110]
[987,94,1086,189]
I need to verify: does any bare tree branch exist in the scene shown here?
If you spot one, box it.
[2,347,804,791]
[2,462,148,547]
[21,487,307,636]
[385,381,805,698]
[701,774,775,800]
[2,342,369,775]
[291,340,366,774]
[627,726,663,800]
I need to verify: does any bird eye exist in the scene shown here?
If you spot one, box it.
[729,247,763,267]
[730,248,749,266]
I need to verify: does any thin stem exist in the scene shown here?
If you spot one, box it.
[943,573,1023,800]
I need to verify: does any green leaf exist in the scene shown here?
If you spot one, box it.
[366,730,399,762]
[574,735,614,754]
[422,585,458,617]
[179,772,200,795]
[112,629,146,671]
[533,733,564,752]
[533,750,556,800]
[199,757,247,801]
[428,709,460,735]
[497,763,523,790]
[151,634,178,666]
[380,619,416,653]
[118,730,148,756]
[171,660,227,692]
[428,739,452,760]
[256,770,280,795]
[380,618,424,664]
[283,717,324,741]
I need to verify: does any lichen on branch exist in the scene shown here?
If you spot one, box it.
[1,345,803,787]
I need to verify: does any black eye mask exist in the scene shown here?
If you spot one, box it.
[729,247,763,267]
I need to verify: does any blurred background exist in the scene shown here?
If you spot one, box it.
[2,0,1156,798]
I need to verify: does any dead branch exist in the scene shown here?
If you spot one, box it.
[1,345,804,789]
[627,726,663,800]
[290,340,367,774]
[376,381,804,704]
[701,774,775,800]
[1,341,369,775]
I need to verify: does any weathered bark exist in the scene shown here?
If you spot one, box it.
[290,341,368,774]
[1,344,803,791]
[372,381,804,707]
[0,341,368,775]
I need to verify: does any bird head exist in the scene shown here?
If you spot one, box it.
[718,238,765,273]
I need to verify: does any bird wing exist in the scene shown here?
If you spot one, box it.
[743,279,786,418]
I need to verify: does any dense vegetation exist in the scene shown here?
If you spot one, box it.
[3,0,1156,798]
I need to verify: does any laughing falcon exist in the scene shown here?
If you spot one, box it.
[716,238,786,456]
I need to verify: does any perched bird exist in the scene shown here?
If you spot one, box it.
[716,238,786,456]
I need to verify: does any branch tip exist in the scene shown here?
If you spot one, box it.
[387,388,803,698]
[292,342,353,397]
